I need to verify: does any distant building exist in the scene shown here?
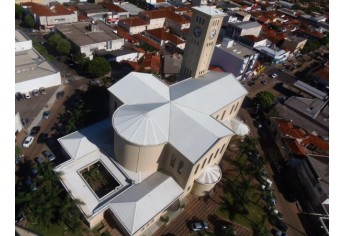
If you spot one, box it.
[118,17,150,34]
[21,2,78,31]
[211,38,259,81]
[226,21,262,40]
[282,35,307,53]
[100,2,130,25]
[162,53,183,78]
[55,21,124,59]
[75,2,112,22]
[255,45,289,64]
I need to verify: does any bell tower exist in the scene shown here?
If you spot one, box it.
[179,6,225,80]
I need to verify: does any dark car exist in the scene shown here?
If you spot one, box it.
[42,150,56,161]
[31,168,39,178]
[23,177,37,191]
[191,221,208,232]
[37,133,48,144]
[42,110,51,119]
[34,157,45,165]
[270,217,288,232]
[56,91,65,99]
[16,92,24,101]
[15,212,24,223]
[30,126,41,136]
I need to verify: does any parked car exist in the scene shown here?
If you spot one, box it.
[42,110,51,119]
[24,92,31,99]
[34,157,45,165]
[89,79,101,86]
[191,221,208,232]
[56,91,65,99]
[274,229,288,236]
[15,92,24,101]
[275,219,288,232]
[32,89,39,97]
[31,168,39,178]
[37,133,48,144]
[270,73,278,78]
[30,126,41,136]
[15,212,25,223]
[39,87,46,95]
[23,136,34,148]
[23,177,37,191]
[273,209,284,219]
[42,150,55,161]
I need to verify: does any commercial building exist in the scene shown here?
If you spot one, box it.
[15,30,61,94]
[55,21,124,59]
[55,6,249,236]
[211,38,259,81]
[255,45,289,64]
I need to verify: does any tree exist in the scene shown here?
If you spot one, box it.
[86,56,111,78]
[15,4,24,20]
[55,38,71,55]
[48,33,62,48]
[251,219,270,236]
[73,52,87,65]
[253,91,275,111]
[23,15,35,28]
[238,136,257,157]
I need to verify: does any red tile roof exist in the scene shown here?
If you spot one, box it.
[312,66,329,81]
[22,2,75,16]
[142,54,161,73]
[301,134,329,153]
[276,119,307,139]
[119,17,149,27]
[135,34,161,50]
[100,2,127,13]
[113,26,140,43]
[209,66,224,72]
[146,28,185,45]
[284,138,307,157]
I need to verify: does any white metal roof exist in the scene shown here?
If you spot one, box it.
[109,171,183,235]
[109,71,247,161]
[113,103,170,145]
[108,72,170,105]
[196,164,222,184]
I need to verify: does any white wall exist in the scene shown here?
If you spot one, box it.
[115,52,138,62]
[15,112,23,134]
[15,72,61,93]
[16,40,32,52]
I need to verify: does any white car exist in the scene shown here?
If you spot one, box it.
[23,136,34,148]
[271,73,278,78]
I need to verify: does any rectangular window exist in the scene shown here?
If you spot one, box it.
[221,110,226,120]
[234,101,239,112]
[220,144,225,154]
[214,149,219,159]
[229,104,235,114]
[202,18,205,25]
[170,154,176,168]
[216,115,219,119]
[194,164,200,174]
[201,158,207,169]
[177,161,184,174]
[208,154,213,164]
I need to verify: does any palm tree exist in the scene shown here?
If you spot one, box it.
[238,136,257,157]
[59,197,84,232]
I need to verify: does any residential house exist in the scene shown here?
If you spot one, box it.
[226,21,262,40]
[21,2,78,31]
[118,17,150,34]
[100,2,129,24]
[282,35,308,53]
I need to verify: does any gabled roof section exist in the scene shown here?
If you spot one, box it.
[22,2,76,16]
[171,71,248,115]
[58,132,98,160]
[275,118,307,139]
[108,72,170,105]
[169,104,232,163]
[109,171,183,235]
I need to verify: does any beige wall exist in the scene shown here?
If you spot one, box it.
[147,18,166,30]
[191,181,216,196]
[114,129,165,174]
[211,96,245,122]
[88,211,104,229]
[164,135,231,199]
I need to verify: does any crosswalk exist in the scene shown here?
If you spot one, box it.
[61,75,86,84]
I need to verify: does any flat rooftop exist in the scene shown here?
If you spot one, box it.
[55,21,122,47]
[232,21,261,29]
[15,49,59,83]
[218,42,257,60]
[118,2,144,16]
